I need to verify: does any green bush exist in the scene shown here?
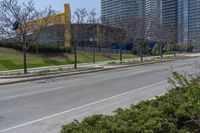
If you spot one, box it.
[152,44,159,55]
[0,41,68,53]
[61,72,200,133]
[0,41,23,50]
[28,44,67,53]
[132,48,137,55]
[164,44,174,54]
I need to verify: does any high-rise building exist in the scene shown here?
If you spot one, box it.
[101,0,200,52]
[145,0,162,40]
[178,0,200,51]
[178,0,189,44]
[188,0,200,50]
[101,0,162,40]
[162,0,178,39]
[101,0,144,24]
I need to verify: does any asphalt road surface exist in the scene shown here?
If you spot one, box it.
[0,57,200,133]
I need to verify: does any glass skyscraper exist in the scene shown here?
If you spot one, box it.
[178,0,189,44]
[101,0,200,51]
[101,0,161,40]
[188,0,200,49]
[178,0,200,51]
[101,0,144,24]
[162,0,178,38]
[145,0,161,39]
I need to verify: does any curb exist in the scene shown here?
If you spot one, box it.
[0,67,104,79]
[0,56,196,86]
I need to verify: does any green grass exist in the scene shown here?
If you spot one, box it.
[0,48,138,71]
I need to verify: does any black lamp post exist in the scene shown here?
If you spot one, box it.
[90,37,96,64]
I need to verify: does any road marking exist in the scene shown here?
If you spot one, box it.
[0,80,167,133]
[0,69,152,101]
[0,87,63,101]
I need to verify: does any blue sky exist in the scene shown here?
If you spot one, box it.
[19,0,100,14]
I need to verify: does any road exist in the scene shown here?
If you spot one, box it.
[0,57,199,133]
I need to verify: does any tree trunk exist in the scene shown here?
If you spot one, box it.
[108,43,111,57]
[23,41,27,74]
[173,43,176,57]
[140,41,144,62]
[74,42,77,69]
[36,43,39,54]
[160,42,163,59]
[140,49,143,62]
[120,46,122,62]
[93,43,96,64]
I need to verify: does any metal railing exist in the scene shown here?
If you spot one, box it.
[77,47,131,54]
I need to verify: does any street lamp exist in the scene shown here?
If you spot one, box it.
[90,37,96,64]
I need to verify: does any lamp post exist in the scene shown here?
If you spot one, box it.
[90,37,96,64]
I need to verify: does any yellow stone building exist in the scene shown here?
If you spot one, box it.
[25,3,71,48]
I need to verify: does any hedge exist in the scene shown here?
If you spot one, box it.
[0,41,69,53]
[61,72,200,133]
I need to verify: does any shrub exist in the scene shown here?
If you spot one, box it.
[152,44,159,55]
[0,41,23,50]
[0,41,69,53]
[61,72,200,133]
[132,48,137,55]
[28,44,67,53]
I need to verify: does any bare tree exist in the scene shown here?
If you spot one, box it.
[0,0,56,74]
[126,17,146,61]
[88,9,99,63]
[100,17,112,56]
[153,17,167,59]
[110,18,127,62]
[167,23,183,57]
[53,8,99,65]
[72,8,90,69]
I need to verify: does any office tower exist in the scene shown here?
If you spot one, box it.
[178,0,189,44]
[101,0,144,24]
[145,0,162,39]
[188,0,200,50]
[178,0,200,51]
[162,0,178,39]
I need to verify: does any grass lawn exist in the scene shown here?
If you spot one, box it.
[0,48,138,71]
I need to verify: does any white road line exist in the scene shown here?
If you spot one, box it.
[0,80,167,133]
[0,69,152,101]
[0,87,63,101]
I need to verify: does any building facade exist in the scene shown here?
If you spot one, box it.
[26,4,71,47]
[177,0,200,51]
[178,0,189,44]
[145,0,162,40]
[101,0,162,40]
[188,0,200,51]
[101,0,144,24]
[162,0,178,39]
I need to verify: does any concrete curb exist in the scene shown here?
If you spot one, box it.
[0,56,196,86]
[0,67,104,79]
